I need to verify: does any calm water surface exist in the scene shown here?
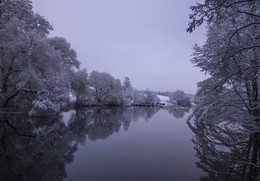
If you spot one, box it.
[1,107,258,180]
[0,107,203,181]
[63,108,200,181]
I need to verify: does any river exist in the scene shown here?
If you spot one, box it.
[63,107,201,181]
[0,107,201,180]
[1,107,258,180]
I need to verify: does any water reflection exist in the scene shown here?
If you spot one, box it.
[73,107,160,141]
[0,115,78,181]
[167,108,190,118]
[188,119,260,180]
[0,107,162,180]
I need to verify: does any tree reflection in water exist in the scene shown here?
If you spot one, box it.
[188,118,260,181]
[167,108,190,118]
[0,107,159,180]
[0,115,78,181]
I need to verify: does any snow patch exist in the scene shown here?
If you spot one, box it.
[157,95,172,106]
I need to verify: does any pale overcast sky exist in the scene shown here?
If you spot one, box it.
[32,0,206,93]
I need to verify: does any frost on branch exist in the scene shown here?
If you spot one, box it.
[29,98,60,116]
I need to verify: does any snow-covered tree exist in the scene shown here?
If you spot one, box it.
[122,77,134,105]
[133,90,145,104]
[144,89,159,104]
[132,89,159,105]
[123,77,132,90]
[170,90,191,107]
[0,0,50,110]
[48,37,80,70]
[0,0,79,114]
[70,69,89,106]
[188,0,260,124]
[89,71,123,105]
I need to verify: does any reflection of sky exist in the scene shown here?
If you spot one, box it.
[64,109,200,181]
[31,0,206,93]
[62,110,76,126]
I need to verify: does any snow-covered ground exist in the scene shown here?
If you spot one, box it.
[157,95,173,106]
